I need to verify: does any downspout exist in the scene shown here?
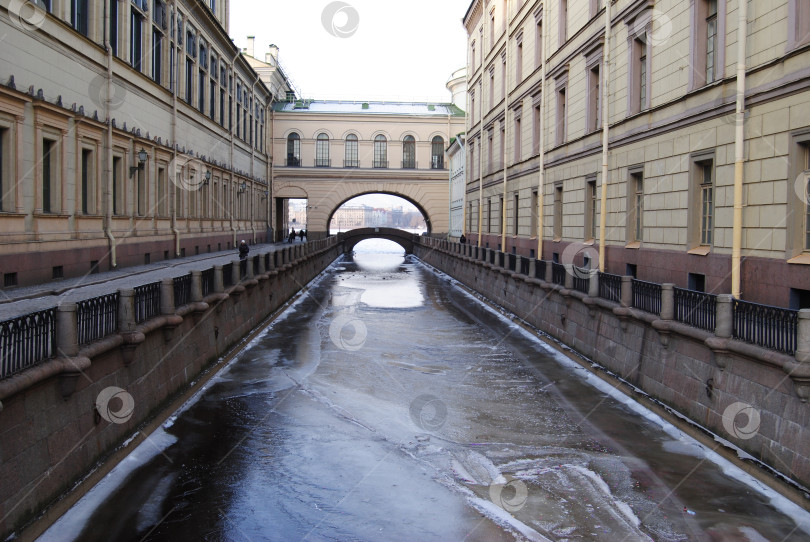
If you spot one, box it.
[536,7,547,259]
[170,0,180,257]
[270,105,275,241]
[447,111,452,237]
[230,50,240,248]
[103,0,117,267]
[598,0,611,272]
[477,78,483,245]
[501,0,510,251]
[731,0,747,298]
[250,73,260,243]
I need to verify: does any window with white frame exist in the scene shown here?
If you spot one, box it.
[286,133,300,166]
[691,0,725,89]
[586,176,597,241]
[402,136,416,168]
[316,133,330,167]
[373,135,387,168]
[345,134,358,167]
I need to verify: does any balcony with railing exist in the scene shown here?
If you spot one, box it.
[286,156,301,167]
[402,159,417,169]
[344,159,360,168]
[315,158,331,167]
[431,156,445,169]
[372,160,388,169]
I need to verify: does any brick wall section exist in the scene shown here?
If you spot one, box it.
[415,241,810,492]
[0,241,341,537]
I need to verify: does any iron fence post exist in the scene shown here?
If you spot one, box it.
[661,284,674,320]
[796,309,810,363]
[715,294,733,338]
[56,302,78,358]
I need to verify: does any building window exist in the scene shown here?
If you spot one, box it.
[42,138,56,214]
[587,62,601,133]
[559,0,568,46]
[72,0,88,36]
[514,114,521,163]
[586,177,597,241]
[627,168,643,243]
[0,127,9,212]
[590,0,602,17]
[556,84,566,145]
[402,135,416,168]
[515,36,523,84]
[489,68,495,109]
[471,41,476,71]
[198,43,207,114]
[81,148,94,214]
[112,156,122,215]
[470,91,475,125]
[373,135,388,168]
[629,33,650,114]
[152,28,163,84]
[513,192,519,235]
[286,133,300,166]
[109,0,118,56]
[431,136,444,169]
[469,141,475,179]
[789,0,810,49]
[690,156,715,247]
[490,10,495,46]
[487,197,493,233]
[487,130,494,172]
[553,184,563,239]
[535,18,543,67]
[345,134,358,167]
[691,0,725,89]
[532,101,541,155]
[157,166,167,216]
[316,133,330,167]
[531,190,539,237]
[131,9,143,71]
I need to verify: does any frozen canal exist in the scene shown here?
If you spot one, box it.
[42,241,810,541]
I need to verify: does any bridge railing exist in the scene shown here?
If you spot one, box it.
[0,239,338,381]
[414,237,805,358]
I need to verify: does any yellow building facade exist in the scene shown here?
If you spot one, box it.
[463,0,810,308]
[0,0,279,286]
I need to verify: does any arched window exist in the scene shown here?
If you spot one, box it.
[402,135,416,169]
[345,134,359,167]
[286,133,300,166]
[316,133,330,167]
[431,136,445,169]
[373,135,387,168]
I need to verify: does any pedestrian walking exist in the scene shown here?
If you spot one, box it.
[288,229,296,243]
[460,234,466,244]
[238,240,250,260]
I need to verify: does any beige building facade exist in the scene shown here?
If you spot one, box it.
[269,100,465,240]
[463,0,810,308]
[0,0,281,286]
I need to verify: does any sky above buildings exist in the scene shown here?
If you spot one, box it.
[230,0,471,103]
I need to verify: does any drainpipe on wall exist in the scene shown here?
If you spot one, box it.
[269,105,275,241]
[170,0,181,257]
[501,0,510,252]
[597,0,611,272]
[230,50,240,248]
[103,0,117,267]
[250,73,260,244]
[536,5,547,259]
[477,78,484,245]
[731,0,748,298]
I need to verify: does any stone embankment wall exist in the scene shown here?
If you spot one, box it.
[414,238,810,494]
[0,239,342,538]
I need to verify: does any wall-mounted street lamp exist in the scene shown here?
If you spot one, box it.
[238,182,247,194]
[201,170,212,186]
[129,148,148,177]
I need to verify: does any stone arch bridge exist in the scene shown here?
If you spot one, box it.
[338,228,418,254]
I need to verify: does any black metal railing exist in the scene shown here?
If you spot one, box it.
[431,157,445,169]
[372,160,388,168]
[77,293,119,345]
[239,259,248,279]
[674,287,717,332]
[344,159,359,168]
[598,272,622,303]
[536,260,546,280]
[201,268,215,297]
[401,160,417,169]
[134,282,161,323]
[315,158,331,167]
[520,257,530,275]
[173,273,192,308]
[551,262,566,286]
[572,268,590,294]
[632,279,662,315]
[733,299,798,355]
[285,156,301,167]
[253,256,260,276]
[0,308,57,379]
[508,253,516,271]
[222,263,234,287]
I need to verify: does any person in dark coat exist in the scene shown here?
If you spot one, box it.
[459,234,466,244]
[239,240,250,260]
[288,229,296,243]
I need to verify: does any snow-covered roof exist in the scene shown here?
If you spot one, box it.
[273,100,465,117]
